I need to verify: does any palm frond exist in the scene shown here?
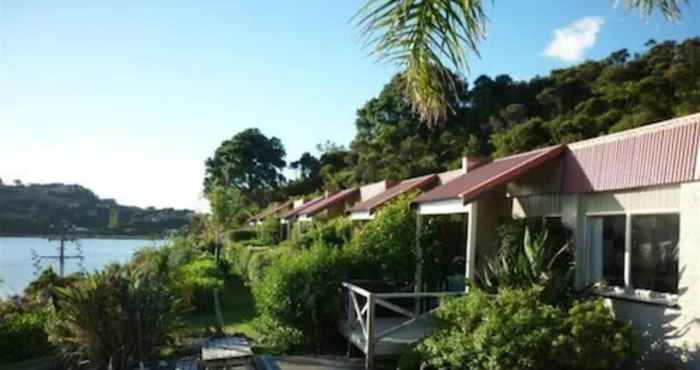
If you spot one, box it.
[620,0,689,20]
[355,0,487,124]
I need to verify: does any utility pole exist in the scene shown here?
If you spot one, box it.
[33,221,83,277]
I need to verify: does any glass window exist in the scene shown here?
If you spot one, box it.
[631,214,679,294]
[589,215,626,287]
[601,216,626,287]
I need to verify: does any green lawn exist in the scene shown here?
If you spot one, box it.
[183,276,259,339]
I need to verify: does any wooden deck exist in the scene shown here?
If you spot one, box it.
[339,282,464,369]
[339,316,433,356]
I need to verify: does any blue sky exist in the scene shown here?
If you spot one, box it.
[1,1,698,211]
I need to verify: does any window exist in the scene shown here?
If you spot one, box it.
[589,213,680,295]
[631,214,679,294]
[589,215,626,287]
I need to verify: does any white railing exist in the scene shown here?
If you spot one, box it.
[342,281,465,369]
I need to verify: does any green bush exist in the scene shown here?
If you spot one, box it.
[259,217,282,245]
[252,196,421,352]
[292,217,355,250]
[416,288,637,370]
[0,309,53,363]
[348,194,417,285]
[47,265,185,370]
[175,257,225,312]
[228,228,258,242]
[475,218,575,305]
[247,248,282,286]
[253,245,359,352]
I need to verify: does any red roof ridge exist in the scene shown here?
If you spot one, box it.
[349,174,439,213]
[569,112,700,150]
[458,145,566,201]
[298,188,359,216]
[281,195,324,219]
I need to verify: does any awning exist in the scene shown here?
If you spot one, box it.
[415,145,566,207]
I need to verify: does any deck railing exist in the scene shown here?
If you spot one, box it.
[341,281,465,369]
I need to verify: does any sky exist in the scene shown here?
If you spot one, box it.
[0,1,698,211]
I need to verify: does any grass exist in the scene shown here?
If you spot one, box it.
[183,275,258,339]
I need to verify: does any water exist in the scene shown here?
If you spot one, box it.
[0,237,163,297]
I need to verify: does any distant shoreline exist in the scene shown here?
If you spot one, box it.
[0,233,166,240]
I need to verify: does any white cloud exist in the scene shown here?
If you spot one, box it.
[544,16,604,63]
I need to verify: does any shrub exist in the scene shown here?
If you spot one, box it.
[292,217,354,250]
[47,265,185,370]
[253,245,358,352]
[416,288,637,370]
[475,218,575,305]
[228,228,258,242]
[175,257,225,312]
[348,194,417,285]
[0,309,53,363]
[253,195,422,352]
[247,248,282,286]
[259,217,282,245]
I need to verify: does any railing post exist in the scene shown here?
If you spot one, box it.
[414,213,423,316]
[365,293,375,370]
[346,287,353,357]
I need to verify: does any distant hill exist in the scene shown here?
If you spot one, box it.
[0,182,194,237]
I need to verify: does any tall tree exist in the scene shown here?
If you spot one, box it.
[355,0,690,124]
[204,128,286,205]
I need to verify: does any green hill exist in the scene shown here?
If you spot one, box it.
[0,182,194,237]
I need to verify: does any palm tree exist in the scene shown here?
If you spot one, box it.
[355,0,689,124]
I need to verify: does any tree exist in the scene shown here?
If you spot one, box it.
[355,0,690,124]
[204,128,286,205]
[290,152,321,179]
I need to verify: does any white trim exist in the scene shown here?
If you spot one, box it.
[350,210,374,221]
[298,214,313,222]
[593,286,679,308]
[586,208,679,217]
[624,214,632,289]
[465,204,478,281]
[418,198,470,215]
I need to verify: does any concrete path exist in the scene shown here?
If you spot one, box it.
[255,355,364,370]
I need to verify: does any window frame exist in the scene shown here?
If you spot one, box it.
[586,208,680,306]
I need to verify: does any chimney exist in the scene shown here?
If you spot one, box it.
[461,156,487,174]
[324,190,330,198]
[293,198,305,209]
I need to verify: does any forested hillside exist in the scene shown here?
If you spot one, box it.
[0,181,194,236]
[278,37,700,196]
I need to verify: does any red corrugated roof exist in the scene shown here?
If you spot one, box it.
[348,174,438,213]
[563,113,700,193]
[298,188,359,216]
[248,200,293,223]
[281,196,324,219]
[416,145,566,204]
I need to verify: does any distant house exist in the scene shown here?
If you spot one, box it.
[247,200,294,226]
[348,175,439,220]
[297,188,360,223]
